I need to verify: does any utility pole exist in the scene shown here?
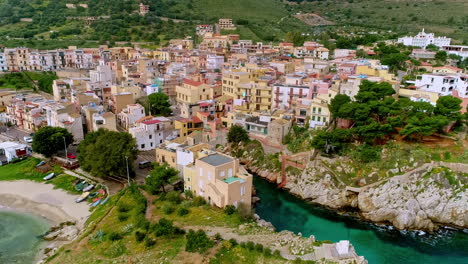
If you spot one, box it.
[63,137,68,163]
[125,156,130,185]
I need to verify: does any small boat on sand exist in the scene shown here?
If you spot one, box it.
[83,184,95,192]
[75,192,90,203]
[91,199,102,207]
[43,173,55,180]
[36,161,46,167]
[100,197,109,205]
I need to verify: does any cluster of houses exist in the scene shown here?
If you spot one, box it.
[0,27,467,210]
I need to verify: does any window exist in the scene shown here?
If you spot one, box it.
[323,117,327,123]
[228,168,233,177]
[149,134,152,139]
[317,117,321,122]
[208,172,212,180]
[199,168,203,176]
[141,144,145,149]
[312,116,315,121]
[220,171,225,177]
[150,142,153,147]
[241,186,245,196]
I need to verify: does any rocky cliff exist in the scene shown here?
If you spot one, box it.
[248,158,468,232]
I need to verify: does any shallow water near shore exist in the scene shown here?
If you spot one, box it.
[0,209,50,264]
[254,176,468,264]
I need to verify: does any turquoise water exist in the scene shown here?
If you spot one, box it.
[0,210,50,264]
[254,177,468,264]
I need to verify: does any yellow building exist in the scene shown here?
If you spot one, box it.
[355,64,397,84]
[309,98,331,129]
[174,117,204,138]
[176,79,212,118]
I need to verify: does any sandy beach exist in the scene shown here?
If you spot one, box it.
[0,180,90,228]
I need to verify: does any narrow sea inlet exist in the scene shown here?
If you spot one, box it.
[254,177,468,264]
[0,209,50,264]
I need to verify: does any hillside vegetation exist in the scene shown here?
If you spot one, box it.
[0,0,466,47]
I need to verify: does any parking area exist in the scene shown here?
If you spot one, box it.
[134,150,156,184]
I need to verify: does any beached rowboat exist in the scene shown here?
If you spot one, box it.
[43,173,55,180]
[75,192,90,203]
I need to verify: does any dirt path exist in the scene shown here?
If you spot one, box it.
[140,189,161,222]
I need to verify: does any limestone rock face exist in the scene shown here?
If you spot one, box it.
[252,157,467,231]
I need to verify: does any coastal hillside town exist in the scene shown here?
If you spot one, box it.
[0,23,467,264]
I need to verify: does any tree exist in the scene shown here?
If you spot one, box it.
[425,44,439,52]
[78,129,138,178]
[32,127,73,157]
[148,92,172,116]
[227,125,249,144]
[145,163,179,193]
[435,51,447,62]
[435,96,462,121]
[284,32,306,47]
[329,94,351,118]
[185,230,214,253]
[400,115,449,141]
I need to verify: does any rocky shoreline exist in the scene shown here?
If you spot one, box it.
[247,160,468,233]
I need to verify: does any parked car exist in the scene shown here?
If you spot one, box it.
[23,136,33,143]
[138,160,152,169]
[67,153,77,159]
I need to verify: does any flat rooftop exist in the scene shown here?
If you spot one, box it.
[199,154,233,167]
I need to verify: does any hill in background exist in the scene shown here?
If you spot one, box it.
[0,0,466,48]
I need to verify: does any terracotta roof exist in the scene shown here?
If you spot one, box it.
[183,79,203,86]
[135,115,153,123]
[143,119,161,125]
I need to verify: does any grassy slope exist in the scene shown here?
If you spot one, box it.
[48,188,287,264]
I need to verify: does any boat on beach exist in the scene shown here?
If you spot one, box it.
[43,173,55,180]
[75,192,90,203]
[83,184,95,192]
[36,161,46,167]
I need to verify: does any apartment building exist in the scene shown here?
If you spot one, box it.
[117,103,146,130]
[176,79,212,118]
[414,73,468,97]
[218,18,236,30]
[109,92,134,114]
[175,117,203,138]
[129,118,165,151]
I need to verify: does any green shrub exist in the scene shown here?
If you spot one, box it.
[184,190,194,199]
[246,241,255,251]
[103,241,126,258]
[153,218,184,237]
[107,232,123,241]
[255,243,264,252]
[264,247,272,256]
[166,191,182,204]
[229,238,238,247]
[162,204,175,215]
[135,215,150,230]
[273,249,281,257]
[185,229,214,253]
[224,205,236,215]
[177,207,189,216]
[192,196,206,206]
[144,237,156,248]
[444,152,451,160]
[135,231,146,242]
[214,233,222,241]
[117,203,132,213]
[117,213,129,222]
[240,242,246,248]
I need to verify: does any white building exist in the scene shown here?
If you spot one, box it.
[117,103,146,130]
[206,55,224,70]
[89,61,114,83]
[129,119,165,151]
[441,45,468,60]
[397,29,451,48]
[0,52,7,71]
[415,73,468,98]
[145,84,159,96]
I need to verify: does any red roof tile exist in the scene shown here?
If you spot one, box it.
[183,79,203,86]
[143,120,161,125]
